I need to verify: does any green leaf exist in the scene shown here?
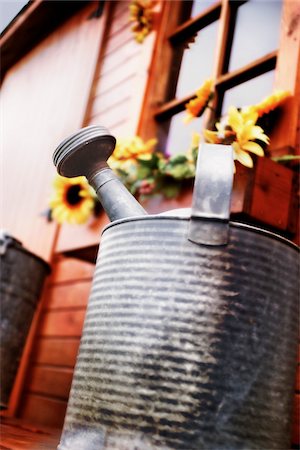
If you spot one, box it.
[161,161,195,180]
[137,153,160,169]
[158,158,168,172]
[168,154,188,165]
[192,146,198,163]
[136,165,152,180]
[271,155,300,162]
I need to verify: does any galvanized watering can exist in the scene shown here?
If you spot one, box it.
[53,126,299,450]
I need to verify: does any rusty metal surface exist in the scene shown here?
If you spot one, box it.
[58,218,299,450]
[0,235,49,408]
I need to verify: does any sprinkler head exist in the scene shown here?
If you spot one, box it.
[53,125,116,178]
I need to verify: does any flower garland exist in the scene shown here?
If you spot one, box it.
[110,134,197,200]
[48,81,293,225]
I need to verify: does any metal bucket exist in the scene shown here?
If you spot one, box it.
[0,232,50,409]
[58,217,299,450]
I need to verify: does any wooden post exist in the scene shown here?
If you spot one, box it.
[271,0,300,155]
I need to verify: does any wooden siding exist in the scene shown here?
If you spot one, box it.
[1,416,60,449]
[0,2,105,261]
[56,0,157,254]
[17,256,94,428]
[85,0,143,136]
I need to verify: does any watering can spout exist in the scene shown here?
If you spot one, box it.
[53,126,147,222]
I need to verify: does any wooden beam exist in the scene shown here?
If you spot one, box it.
[168,1,221,44]
[137,0,185,139]
[269,0,300,155]
[215,50,277,90]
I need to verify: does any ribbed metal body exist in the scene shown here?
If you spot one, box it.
[58,217,299,450]
[0,236,49,409]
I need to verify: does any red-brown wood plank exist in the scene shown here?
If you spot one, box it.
[50,257,95,284]
[31,338,80,367]
[250,157,293,230]
[0,416,60,450]
[18,394,67,429]
[37,310,86,337]
[26,366,73,400]
[43,281,91,310]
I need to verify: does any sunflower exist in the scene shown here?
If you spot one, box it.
[204,106,270,168]
[49,175,95,224]
[251,90,291,117]
[129,0,155,43]
[184,79,214,123]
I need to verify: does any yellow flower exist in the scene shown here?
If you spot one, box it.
[203,118,234,144]
[252,90,291,117]
[109,136,157,163]
[204,106,270,168]
[49,175,95,225]
[227,106,269,168]
[130,0,155,43]
[184,79,214,123]
[190,132,200,150]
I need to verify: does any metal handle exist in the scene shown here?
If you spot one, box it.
[188,143,234,246]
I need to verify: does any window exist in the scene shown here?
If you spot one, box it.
[154,0,283,155]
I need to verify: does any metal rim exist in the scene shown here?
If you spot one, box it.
[53,125,116,170]
[0,244,51,273]
[102,215,299,251]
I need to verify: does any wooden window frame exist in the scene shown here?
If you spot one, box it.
[138,0,300,156]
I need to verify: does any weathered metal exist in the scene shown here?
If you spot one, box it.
[53,126,299,449]
[188,143,234,246]
[0,232,50,409]
[53,125,147,221]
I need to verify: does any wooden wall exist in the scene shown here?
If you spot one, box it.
[86,0,154,136]
[0,2,105,261]
[55,0,157,254]
[18,256,94,428]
